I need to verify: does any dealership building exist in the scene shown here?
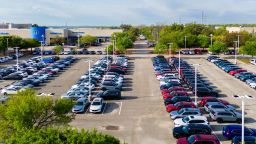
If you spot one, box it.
[0,23,122,45]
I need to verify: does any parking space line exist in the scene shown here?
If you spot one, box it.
[119,102,123,115]
[102,102,107,115]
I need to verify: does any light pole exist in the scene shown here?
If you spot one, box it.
[106,46,109,69]
[14,47,19,71]
[6,38,8,55]
[233,95,254,144]
[41,35,45,62]
[210,34,213,47]
[237,35,240,64]
[113,35,116,58]
[184,36,187,49]
[178,49,181,79]
[192,64,200,106]
[77,34,80,49]
[85,59,94,99]
[168,43,173,57]
[234,41,238,64]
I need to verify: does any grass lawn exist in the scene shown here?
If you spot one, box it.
[238,57,250,64]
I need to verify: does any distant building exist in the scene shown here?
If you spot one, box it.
[0,24,122,45]
[226,26,256,34]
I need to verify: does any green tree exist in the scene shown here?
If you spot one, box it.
[20,38,40,52]
[239,41,256,57]
[50,36,66,46]
[80,35,97,46]
[208,41,228,54]
[139,26,154,40]
[105,44,113,54]
[6,128,120,144]
[53,45,63,55]
[0,89,74,139]
[197,34,209,49]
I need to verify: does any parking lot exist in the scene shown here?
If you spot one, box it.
[1,41,256,144]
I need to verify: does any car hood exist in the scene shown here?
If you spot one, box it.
[173,126,185,134]
[170,110,179,116]
[176,137,188,144]
[73,105,84,110]
[174,118,185,126]
[90,105,101,110]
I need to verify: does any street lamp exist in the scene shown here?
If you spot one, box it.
[85,59,94,100]
[178,49,181,79]
[6,38,9,55]
[210,34,213,47]
[77,34,80,49]
[234,41,238,64]
[237,35,240,64]
[112,35,116,58]
[233,95,254,144]
[41,35,45,62]
[192,64,200,106]
[168,43,173,56]
[184,36,187,49]
[13,47,19,71]
[106,46,109,69]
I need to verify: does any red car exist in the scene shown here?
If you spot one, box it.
[165,102,196,113]
[198,97,230,107]
[229,69,247,76]
[163,91,188,100]
[177,134,220,144]
[110,65,127,71]
[161,86,184,95]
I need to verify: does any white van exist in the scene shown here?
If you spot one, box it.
[250,59,256,65]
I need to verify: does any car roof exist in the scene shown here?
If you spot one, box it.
[93,98,102,102]
[193,134,218,141]
[205,102,223,106]
[211,109,229,112]
[187,115,207,120]
[77,97,87,102]
[182,108,200,112]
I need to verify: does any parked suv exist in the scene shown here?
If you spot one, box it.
[170,108,202,120]
[173,124,212,138]
[209,109,242,123]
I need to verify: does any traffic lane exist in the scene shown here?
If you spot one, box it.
[37,58,90,97]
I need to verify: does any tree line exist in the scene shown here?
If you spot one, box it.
[138,23,256,56]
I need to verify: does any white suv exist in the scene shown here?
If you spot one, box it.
[174,115,209,127]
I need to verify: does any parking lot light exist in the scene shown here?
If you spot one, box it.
[168,43,173,57]
[184,36,187,49]
[41,35,45,62]
[234,41,238,64]
[233,95,253,144]
[192,64,200,106]
[178,50,181,79]
[85,59,94,100]
[113,35,116,58]
[210,34,213,47]
[13,47,19,71]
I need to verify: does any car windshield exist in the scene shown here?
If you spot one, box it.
[187,135,195,144]
[182,116,190,123]
[178,109,185,114]
[92,102,101,105]
[76,102,84,106]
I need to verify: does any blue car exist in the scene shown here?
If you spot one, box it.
[232,136,256,144]
[222,125,256,139]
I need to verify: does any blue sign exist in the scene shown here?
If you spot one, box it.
[0,32,9,35]
[50,32,62,35]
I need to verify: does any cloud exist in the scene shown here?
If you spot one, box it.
[0,0,256,25]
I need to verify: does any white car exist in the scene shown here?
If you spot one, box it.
[250,82,256,89]
[174,115,209,127]
[1,86,26,95]
[89,98,104,113]
[250,59,256,65]
[204,102,236,112]
[37,93,55,97]
[157,73,176,80]
[0,96,9,103]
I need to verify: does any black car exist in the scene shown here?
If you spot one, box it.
[172,124,212,138]
[164,96,192,105]
[108,68,125,75]
[3,74,23,80]
[96,90,121,100]
[160,82,181,90]
[194,87,218,97]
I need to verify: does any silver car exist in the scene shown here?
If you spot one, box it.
[204,102,236,112]
[209,109,242,123]
[72,98,90,113]
[170,108,202,120]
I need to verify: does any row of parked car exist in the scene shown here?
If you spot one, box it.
[207,56,256,90]
[62,56,129,114]
[152,55,255,144]
[0,56,77,95]
[0,53,24,63]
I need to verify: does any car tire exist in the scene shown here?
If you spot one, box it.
[217,118,223,123]
[237,118,242,123]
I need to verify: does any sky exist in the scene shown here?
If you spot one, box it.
[0,0,255,26]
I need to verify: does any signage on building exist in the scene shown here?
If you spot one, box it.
[0,32,9,35]
[50,32,62,35]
